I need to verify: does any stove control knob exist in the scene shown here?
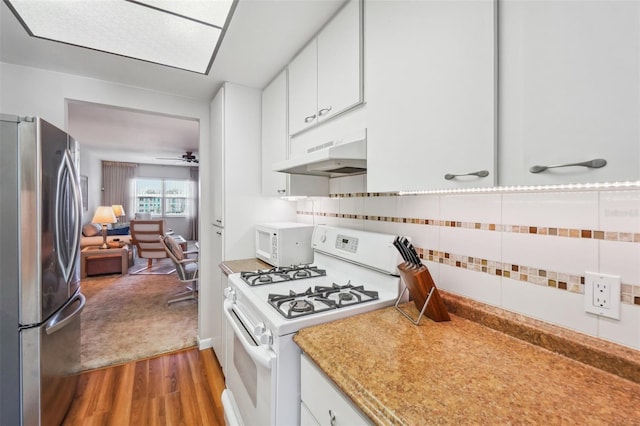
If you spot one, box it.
[224,287,236,301]
[258,328,273,346]
[320,233,327,243]
[253,322,266,335]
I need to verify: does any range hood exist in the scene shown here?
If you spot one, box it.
[273,133,366,177]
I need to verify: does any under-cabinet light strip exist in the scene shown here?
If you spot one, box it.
[396,180,640,195]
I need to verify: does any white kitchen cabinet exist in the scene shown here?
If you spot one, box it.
[262,70,329,197]
[498,0,640,186]
[210,87,225,227]
[300,354,371,426]
[366,0,496,193]
[288,0,362,135]
[211,226,224,367]
[289,40,318,135]
[208,82,291,358]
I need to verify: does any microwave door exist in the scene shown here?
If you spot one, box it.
[255,229,276,266]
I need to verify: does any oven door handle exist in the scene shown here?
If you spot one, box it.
[223,300,275,369]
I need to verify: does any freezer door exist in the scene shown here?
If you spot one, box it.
[21,291,85,426]
[19,118,82,324]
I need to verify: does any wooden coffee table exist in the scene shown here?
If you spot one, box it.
[81,245,130,278]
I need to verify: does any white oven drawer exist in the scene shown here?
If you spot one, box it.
[300,354,372,426]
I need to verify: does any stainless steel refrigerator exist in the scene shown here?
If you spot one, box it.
[1,114,86,426]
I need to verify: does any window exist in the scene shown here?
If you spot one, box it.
[135,178,189,217]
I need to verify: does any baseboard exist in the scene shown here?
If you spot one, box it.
[198,336,213,350]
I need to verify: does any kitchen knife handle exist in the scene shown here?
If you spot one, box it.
[393,238,410,263]
[394,237,415,265]
[400,236,422,266]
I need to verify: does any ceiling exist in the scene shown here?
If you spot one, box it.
[0,0,346,165]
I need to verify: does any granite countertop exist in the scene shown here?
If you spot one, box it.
[219,258,271,275]
[294,296,640,424]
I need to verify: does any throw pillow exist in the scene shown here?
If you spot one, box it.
[82,223,100,237]
[165,236,184,260]
[107,226,130,236]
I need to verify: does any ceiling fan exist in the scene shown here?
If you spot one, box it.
[156,151,199,164]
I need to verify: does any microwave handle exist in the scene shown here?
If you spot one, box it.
[223,300,274,369]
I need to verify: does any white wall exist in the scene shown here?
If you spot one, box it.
[78,147,102,223]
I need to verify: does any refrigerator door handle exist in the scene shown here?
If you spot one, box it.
[55,149,82,284]
[45,292,85,335]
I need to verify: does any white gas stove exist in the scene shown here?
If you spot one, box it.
[221,225,403,426]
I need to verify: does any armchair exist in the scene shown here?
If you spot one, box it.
[130,220,168,270]
[160,235,198,305]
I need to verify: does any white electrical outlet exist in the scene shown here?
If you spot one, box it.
[592,280,611,308]
[584,272,621,320]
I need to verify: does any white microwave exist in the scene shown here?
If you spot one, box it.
[255,222,315,267]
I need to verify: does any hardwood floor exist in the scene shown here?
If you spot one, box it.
[63,347,226,426]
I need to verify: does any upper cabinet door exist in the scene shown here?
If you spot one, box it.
[210,87,225,227]
[288,40,318,135]
[262,71,289,197]
[288,0,363,136]
[262,70,332,197]
[317,0,362,124]
[366,0,496,193]
[499,0,640,185]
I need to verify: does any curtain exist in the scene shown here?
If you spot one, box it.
[189,166,199,240]
[101,161,137,221]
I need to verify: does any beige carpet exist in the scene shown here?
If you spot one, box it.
[79,262,198,371]
[128,258,176,275]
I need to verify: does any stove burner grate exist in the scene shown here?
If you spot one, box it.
[267,281,379,319]
[240,265,326,286]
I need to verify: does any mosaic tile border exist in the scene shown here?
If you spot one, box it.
[296,210,640,306]
[417,247,640,307]
[296,211,640,244]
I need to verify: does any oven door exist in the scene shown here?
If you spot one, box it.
[222,299,277,425]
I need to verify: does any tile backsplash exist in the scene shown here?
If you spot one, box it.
[296,176,640,351]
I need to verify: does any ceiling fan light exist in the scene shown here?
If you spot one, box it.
[156,151,199,164]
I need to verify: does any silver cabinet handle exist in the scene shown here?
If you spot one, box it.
[444,170,490,180]
[304,114,317,123]
[216,231,222,236]
[329,409,336,426]
[215,219,222,223]
[277,189,286,194]
[55,149,82,283]
[529,158,607,174]
[318,106,333,116]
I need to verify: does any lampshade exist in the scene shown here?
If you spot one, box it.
[111,204,125,217]
[92,206,117,224]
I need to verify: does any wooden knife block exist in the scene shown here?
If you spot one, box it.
[398,263,451,322]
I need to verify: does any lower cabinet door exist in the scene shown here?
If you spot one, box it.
[300,354,372,426]
[301,401,320,426]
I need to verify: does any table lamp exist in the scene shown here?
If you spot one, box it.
[92,206,117,249]
[112,204,125,223]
